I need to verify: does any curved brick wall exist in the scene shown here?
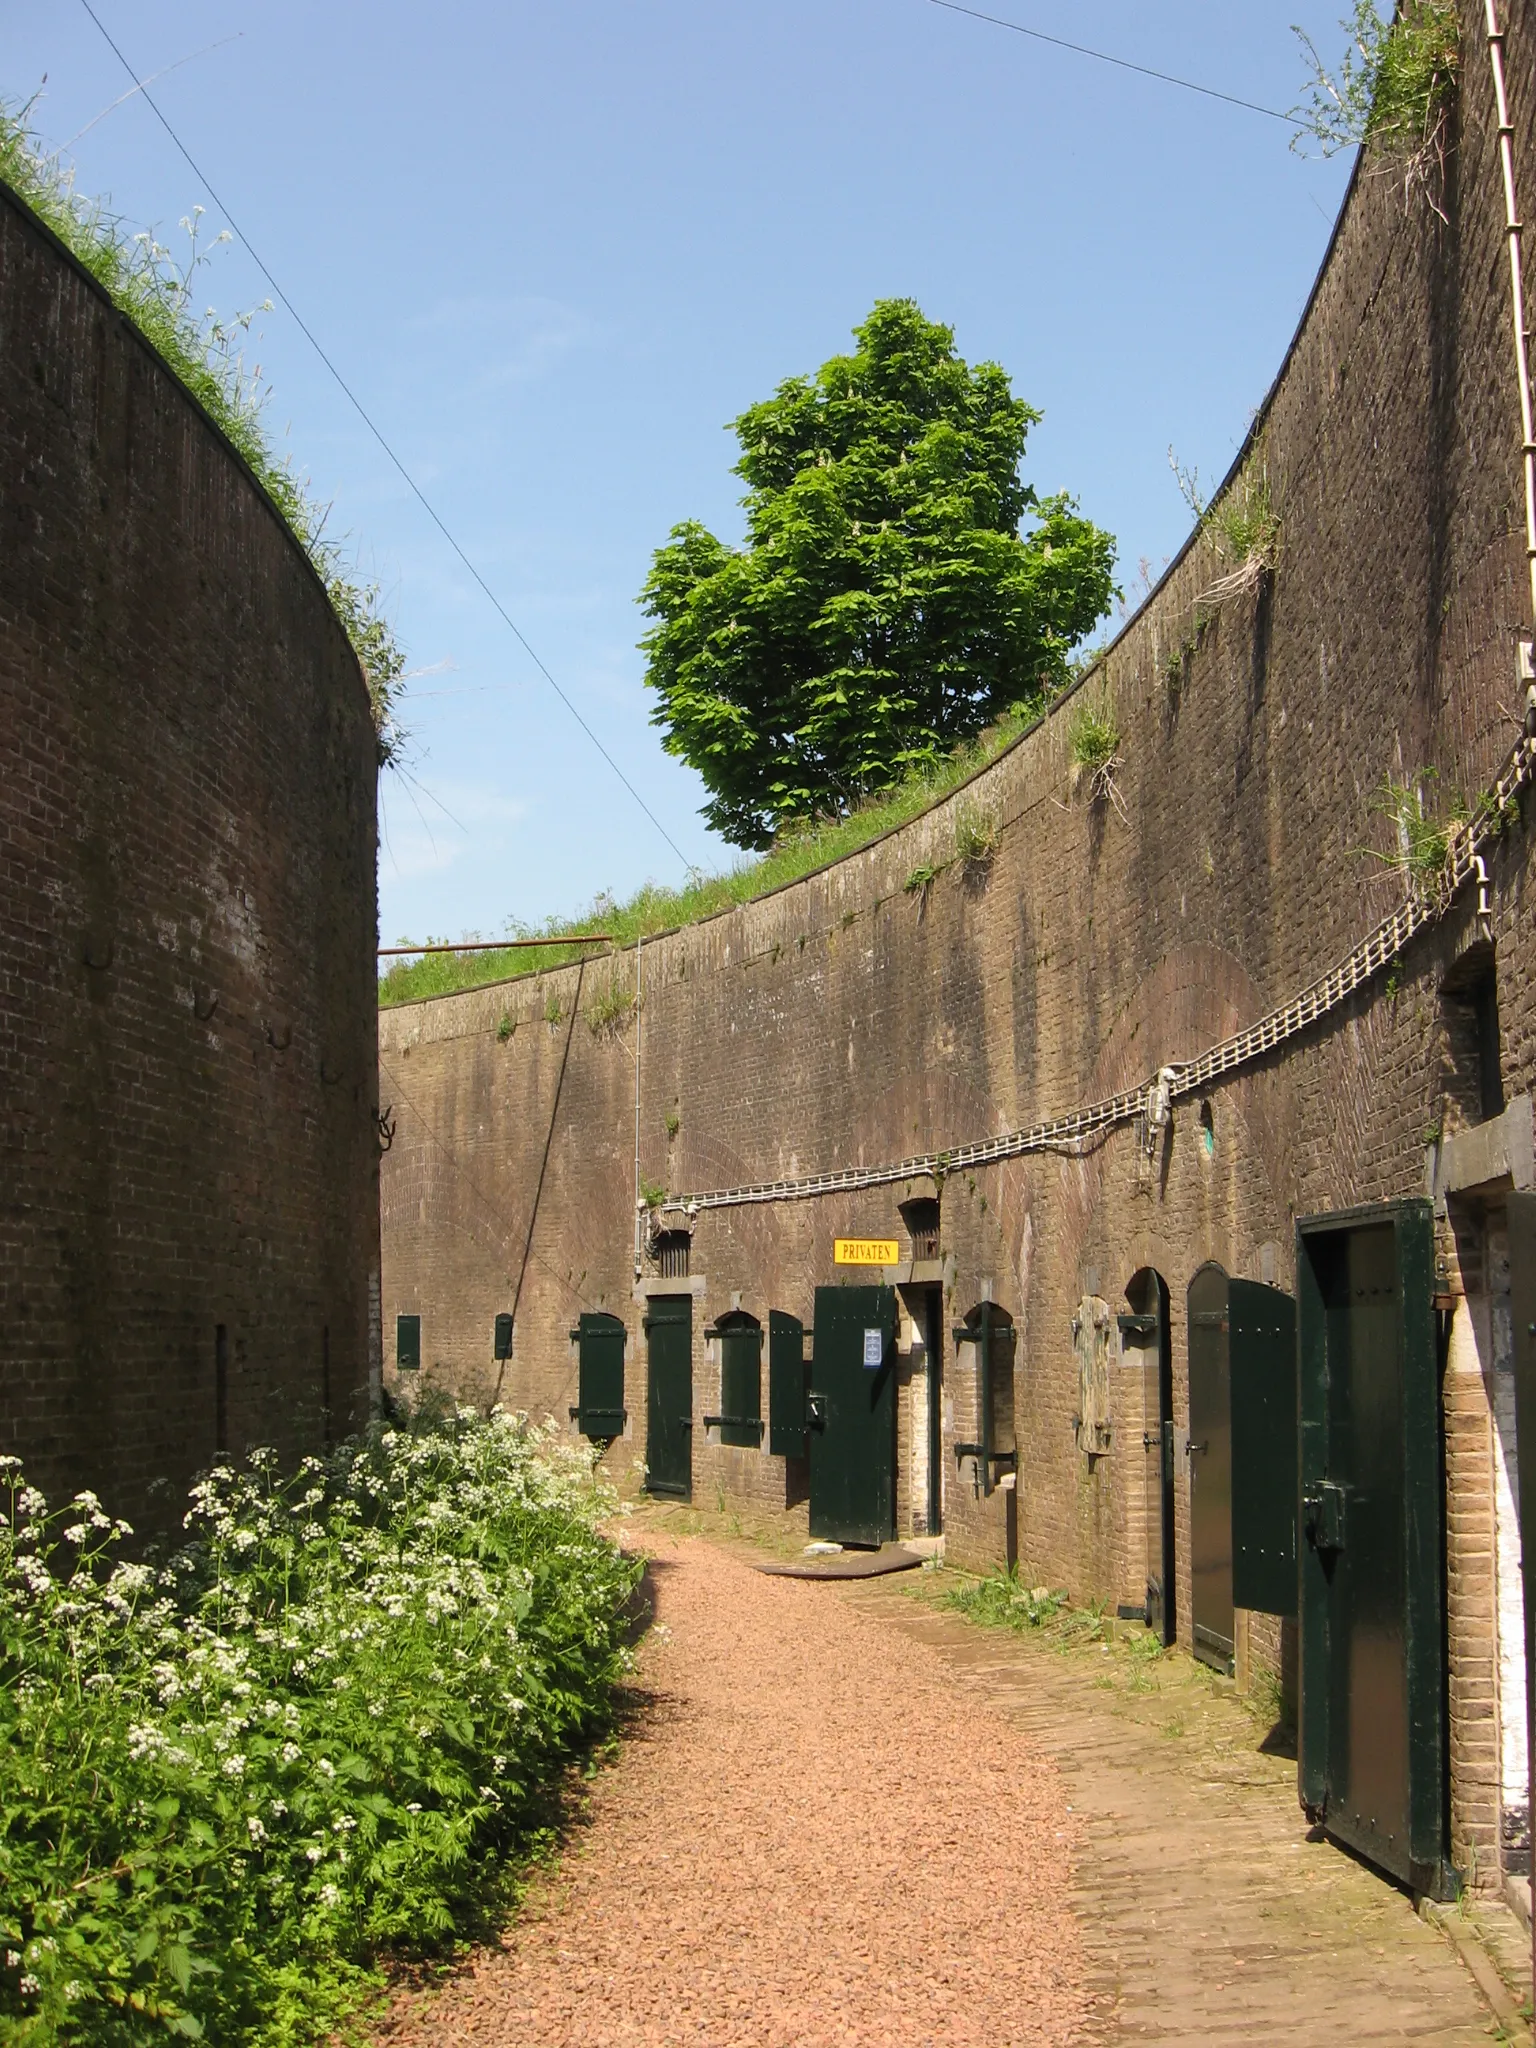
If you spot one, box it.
[382,2,1536,1879]
[0,183,380,1529]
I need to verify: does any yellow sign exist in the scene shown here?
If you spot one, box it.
[834,1237,900,1266]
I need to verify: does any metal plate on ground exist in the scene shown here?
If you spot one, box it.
[756,1542,923,1580]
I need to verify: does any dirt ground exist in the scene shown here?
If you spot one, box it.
[379,1532,1090,2047]
[379,1522,1527,2047]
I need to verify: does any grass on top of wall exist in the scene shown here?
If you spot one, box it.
[0,101,405,765]
[378,704,1043,1008]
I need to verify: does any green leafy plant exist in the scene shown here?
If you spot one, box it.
[664,1108,681,1142]
[586,980,636,1036]
[495,1012,516,1043]
[543,993,564,1027]
[904,860,941,897]
[639,1179,668,1210]
[1291,1,1460,210]
[0,101,405,763]
[0,1407,638,2045]
[1068,695,1125,815]
[938,1570,1068,1633]
[640,298,1116,848]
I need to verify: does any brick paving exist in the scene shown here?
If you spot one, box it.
[847,1572,1526,2046]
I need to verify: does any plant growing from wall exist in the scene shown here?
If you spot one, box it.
[1291,1,1460,210]
[953,798,999,872]
[0,101,405,762]
[640,299,1117,848]
[495,1012,516,1042]
[639,1179,668,1209]
[1366,768,1467,885]
[587,980,637,1036]
[1067,695,1125,817]
[1170,449,1282,608]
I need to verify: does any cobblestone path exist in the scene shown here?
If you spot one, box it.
[380,1533,1089,2047]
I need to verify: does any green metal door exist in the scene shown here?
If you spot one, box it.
[808,1285,896,1545]
[1188,1264,1234,1673]
[1230,1278,1298,1617]
[644,1294,692,1499]
[1297,1201,1450,1896]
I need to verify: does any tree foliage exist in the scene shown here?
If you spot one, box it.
[640,300,1117,848]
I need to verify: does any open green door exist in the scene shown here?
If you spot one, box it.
[808,1285,896,1545]
[1296,1200,1451,1897]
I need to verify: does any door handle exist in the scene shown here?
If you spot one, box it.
[806,1393,827,1430]
[1188,1440,1209,1458]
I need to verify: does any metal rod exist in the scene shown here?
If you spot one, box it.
[378,936,613,956]
[633,933,644,1278]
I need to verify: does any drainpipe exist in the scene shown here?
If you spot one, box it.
[1485,4,1536,648]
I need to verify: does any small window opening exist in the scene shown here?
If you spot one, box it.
[1442,945,1505,1126]
[655,1229,691,1278]
[900,1195,941,1261]
[1199,1100,1215,1158]
[1472,973,1505,1123]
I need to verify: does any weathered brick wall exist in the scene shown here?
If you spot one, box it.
[381,2,1536,1876]
[0,183,380,1532]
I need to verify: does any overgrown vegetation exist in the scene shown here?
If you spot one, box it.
[0,101,404,763]
[378,702,1043,1007]
[1291,0,1460,208]
[0,1406,637,2045]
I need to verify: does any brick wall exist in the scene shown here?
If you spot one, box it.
[381,2,1536,1882]
[0,182,380,1532]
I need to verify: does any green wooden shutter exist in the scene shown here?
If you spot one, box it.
[1230,1277,1298,1616]
[570,1312,626,1440]
[715,1320,764,1447]
[768,1311,807,1457]
[396,1314,421,1371]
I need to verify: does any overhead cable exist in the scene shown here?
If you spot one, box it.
[921,0,1295,126]
[75,0,691,869]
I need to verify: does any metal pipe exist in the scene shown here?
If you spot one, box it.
[378,935,613,956]
[1485,0,1536,624]
[633,933,644,1278]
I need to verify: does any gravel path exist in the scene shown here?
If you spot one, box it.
[383,1534,1089,2048]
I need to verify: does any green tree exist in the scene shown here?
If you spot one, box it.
[640,300,1116,849]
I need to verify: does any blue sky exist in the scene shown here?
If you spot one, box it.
[6,3,1355,945]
